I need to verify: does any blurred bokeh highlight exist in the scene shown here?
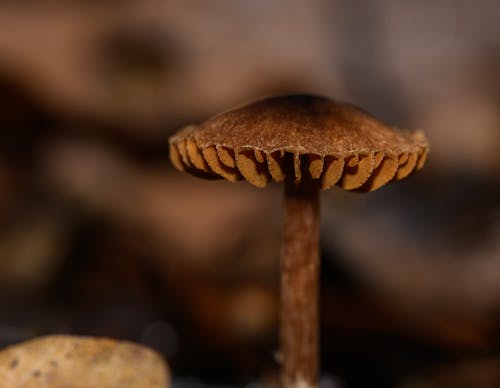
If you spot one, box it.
[0,1,499,387]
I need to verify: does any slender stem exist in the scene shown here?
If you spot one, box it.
[280,179,320,388]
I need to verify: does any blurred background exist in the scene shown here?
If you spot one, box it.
[0,1,499,387]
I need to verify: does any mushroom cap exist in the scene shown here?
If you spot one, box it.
[169,94,428,191]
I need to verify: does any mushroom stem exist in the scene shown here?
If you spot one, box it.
[281,178,320,388]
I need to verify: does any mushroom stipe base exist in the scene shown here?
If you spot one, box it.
[281,178,319,388]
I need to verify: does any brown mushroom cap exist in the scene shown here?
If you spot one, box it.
[169,94,428,191]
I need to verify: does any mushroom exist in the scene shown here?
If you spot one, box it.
[168,94,429,388]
